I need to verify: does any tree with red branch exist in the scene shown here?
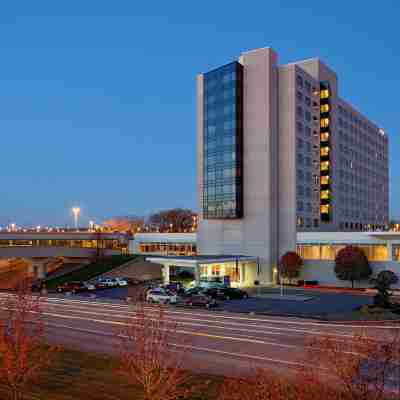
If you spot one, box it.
[0,277,60,400]
[335,246,372,288]
[302,330,400,400]
[218,368,297,400]
[116,304,199,400]
[279,251,303,284]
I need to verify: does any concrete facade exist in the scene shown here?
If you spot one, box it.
[197,48,280,284]
[197,46,389,285]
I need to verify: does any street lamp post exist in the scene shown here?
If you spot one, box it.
[72,207,81,231]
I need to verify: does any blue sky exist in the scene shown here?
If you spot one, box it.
[0,1,399,226]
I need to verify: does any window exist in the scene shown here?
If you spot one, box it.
[297,153,304,165]
[320,104,329,113]
[305,97,311,107]
[320,89,329,99]
[297,201,304,212]
[321,190,330,200]
[321,132,329,141]
[320,204,330,214]
[297,121,304,133]
[297,106,304,118]
[296,75,303,87]
[321,147,329,156]
[321,161,330,171]
[305,81,311,93]
[297,138,304,148]
[320,118,329,128]
[297,91,303,102]
[297,217,304,227]
[211,265,221,276]
[321,176,329,185]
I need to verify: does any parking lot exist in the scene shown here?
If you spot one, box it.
[72,285,372,317]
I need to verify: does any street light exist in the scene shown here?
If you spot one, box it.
[72,207,81,231]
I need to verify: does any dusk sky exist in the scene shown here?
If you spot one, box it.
[0,1,398,227]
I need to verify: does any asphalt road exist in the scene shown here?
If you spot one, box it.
[3,293,398,378]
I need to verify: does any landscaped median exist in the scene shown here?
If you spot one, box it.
[0,348,222,400]
[45,255,139,290]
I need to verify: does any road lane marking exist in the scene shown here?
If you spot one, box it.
[3,293,400,330]
[40,303,354,338]
[43,321,310,368]
[40,310,301,349]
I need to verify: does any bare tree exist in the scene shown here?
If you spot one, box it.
[116,304,198,400]
[302,330,400,400]
[0,277,60,400]
[218,368,297,400]
[103,216,145,233]
[148,209,196,233]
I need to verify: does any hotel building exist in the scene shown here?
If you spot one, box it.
[196,46,389,285]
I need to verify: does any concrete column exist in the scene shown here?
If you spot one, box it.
[387,241,393,261]
[194,263,201,285]
[37,264,46,279]
[162,264,170,284]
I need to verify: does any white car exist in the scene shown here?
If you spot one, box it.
[115,278,128,287]
[99,278,118,288]
[146,289,177,304]
[83,282,96,291]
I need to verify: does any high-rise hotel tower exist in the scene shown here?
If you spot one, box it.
[196,47,389,283]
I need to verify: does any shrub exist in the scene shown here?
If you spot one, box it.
[334,246,371,288]
[370,270,399,308]
[279,252,303,284]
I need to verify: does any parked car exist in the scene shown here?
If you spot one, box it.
[146,289,177,304]
[184,294,217,308]
[181,287,205,297]
[56,281,88,294]
[216,287,249,300]
[115,278,128,287]
[97,278,118,288]
[31,280,44,292]
[83,281,96,291]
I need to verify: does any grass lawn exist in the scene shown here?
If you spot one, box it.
[45,255,140,289]
[322,309,400,321]
[0,348,222,400]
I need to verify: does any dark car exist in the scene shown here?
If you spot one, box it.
[184,294,217,308]
[217,288,249,300]
[180,287,204,298]
[56,281,88,294]
[31,280,44,292]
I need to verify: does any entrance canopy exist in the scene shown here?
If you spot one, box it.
[145,255,258,287]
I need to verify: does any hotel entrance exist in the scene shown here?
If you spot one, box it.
[146,255,258,288]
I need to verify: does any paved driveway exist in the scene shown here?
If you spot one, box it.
[76,286,371,317]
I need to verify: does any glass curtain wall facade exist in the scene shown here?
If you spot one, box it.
[203,62,243,219]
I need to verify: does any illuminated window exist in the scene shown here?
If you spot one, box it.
[321,176,329,185]
[320,147,329,156]
[320,104,329,113]
[320,204,330,214]
[296,245,321,260]
[321,132,329,141]
[320,118,329,128]
[211,265,221,276]
[320,89,329,99]
[321,190,330,199]
[321,161,330,171]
